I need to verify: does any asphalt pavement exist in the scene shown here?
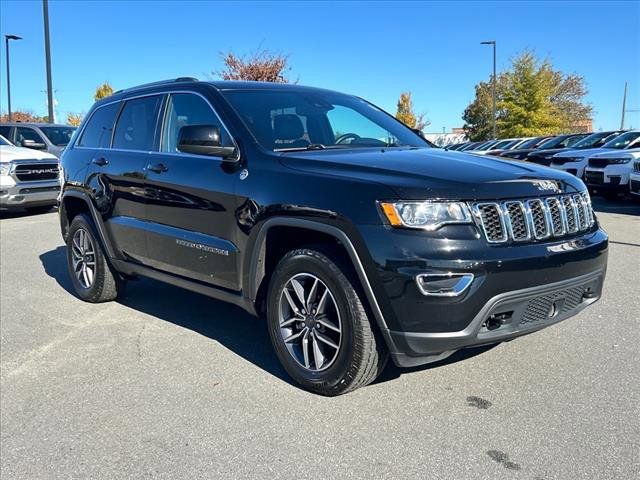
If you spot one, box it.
[1,198,639,479]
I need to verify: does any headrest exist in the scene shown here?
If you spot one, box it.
[273,114,304,140]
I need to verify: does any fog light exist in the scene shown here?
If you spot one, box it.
[415,273,474,297]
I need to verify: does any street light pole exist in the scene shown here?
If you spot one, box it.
[481,40,497,140]
[42,0,54,123]
[4,34,22,122]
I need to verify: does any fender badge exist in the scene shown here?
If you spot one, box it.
[239,169,249,180]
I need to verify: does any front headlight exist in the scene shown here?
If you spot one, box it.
[380,201,472,230]
[0,163,12,176]
[607,158,631,164]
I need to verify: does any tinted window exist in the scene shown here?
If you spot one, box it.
[603,131,640,149]
[113,96,163,151]
[78,103,120,148]
[222,90,429,151]
[161,93,233,153]
[16,127,44,144]
[40,126,76,146]
[0,126,11,139]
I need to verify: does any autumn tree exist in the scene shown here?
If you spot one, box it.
[0,111,48,123]
[66,112,84,126]
[94,82,114,101]
[395,92,429,131]
[463,51,592,139]
[214,49,293,83]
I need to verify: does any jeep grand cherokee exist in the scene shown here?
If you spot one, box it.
[58,78,608,395]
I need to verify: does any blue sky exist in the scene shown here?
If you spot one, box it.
[1,0,639,131]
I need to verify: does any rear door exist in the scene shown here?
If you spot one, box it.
[81,95,163,263]
[142,92,240,290]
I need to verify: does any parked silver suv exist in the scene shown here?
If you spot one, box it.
[0,123,76,158]
[0,135,60,213]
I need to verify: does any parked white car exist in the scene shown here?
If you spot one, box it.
[0,134,60,213]
[630,158,640,197]
[584,148,640,197]
[549,130,640,178]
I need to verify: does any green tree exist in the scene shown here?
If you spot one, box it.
[395,92,429,131]
[94,82,114,101]
[462,80,499,141]
[463,51,592,139]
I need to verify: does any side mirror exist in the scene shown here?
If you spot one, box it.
[177,125,237,160]
[22,139,47,150]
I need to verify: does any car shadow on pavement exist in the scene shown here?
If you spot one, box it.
[40,246,497,391]
[591,196,640,215]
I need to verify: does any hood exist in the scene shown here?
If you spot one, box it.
[279,147,584,200]
[0,145,58,163]
[553,147,612,159]
[590,148,640,159]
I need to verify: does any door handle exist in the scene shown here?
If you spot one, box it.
[92,157,108,166]
[147,163,168,174]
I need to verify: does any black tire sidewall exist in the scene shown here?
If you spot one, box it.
[66,214,108,301]
[267,250,360,392]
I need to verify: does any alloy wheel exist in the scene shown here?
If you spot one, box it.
[71,228,96,289]
[278,273,342,372]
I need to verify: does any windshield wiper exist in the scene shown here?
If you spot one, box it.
[274,144,326,152]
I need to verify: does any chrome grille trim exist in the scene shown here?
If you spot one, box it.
[503,201,530,241]
[473,194,594,244]
[472,203,507,243]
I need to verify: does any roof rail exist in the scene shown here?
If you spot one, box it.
[113,77,198,95]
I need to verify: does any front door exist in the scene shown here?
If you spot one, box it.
[142,92,240,291]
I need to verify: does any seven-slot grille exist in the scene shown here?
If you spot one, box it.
[13,162,60,182]
[473,193,594,244]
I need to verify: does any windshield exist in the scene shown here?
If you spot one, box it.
[538,134,585,150]
[220,89,429,151]
[573,131,620,149]
[40,126,76,146]
[603,131,640,149]
[514,137,543,150]
[0,135,11,146]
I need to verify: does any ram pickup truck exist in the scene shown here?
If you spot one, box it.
[58,79,608,395]
[0,134,60,213]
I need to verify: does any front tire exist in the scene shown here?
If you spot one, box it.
[66,213,123,302]
[267,247,387,396]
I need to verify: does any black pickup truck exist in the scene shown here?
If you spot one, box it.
[59,79,608,395]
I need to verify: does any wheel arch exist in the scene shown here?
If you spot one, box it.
[246,217,393,346]
[59,190,116,259]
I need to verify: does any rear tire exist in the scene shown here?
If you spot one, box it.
[66,213,123,303]
[267,247,388,396]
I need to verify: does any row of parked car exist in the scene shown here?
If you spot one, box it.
[447,130,640,199]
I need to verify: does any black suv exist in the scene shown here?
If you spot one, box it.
[59,78,608,395]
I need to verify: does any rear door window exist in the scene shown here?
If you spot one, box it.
[113,95,163,151]
[78,102,120,148]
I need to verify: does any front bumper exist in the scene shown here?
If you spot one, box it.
[584,166,631,190]
[0,176,59,210]
[630,173,640,196]
[390,270,604,366]
[551,160,586,178]
[357,224,608,367]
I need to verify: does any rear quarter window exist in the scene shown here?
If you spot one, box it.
[78,102,120,148]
